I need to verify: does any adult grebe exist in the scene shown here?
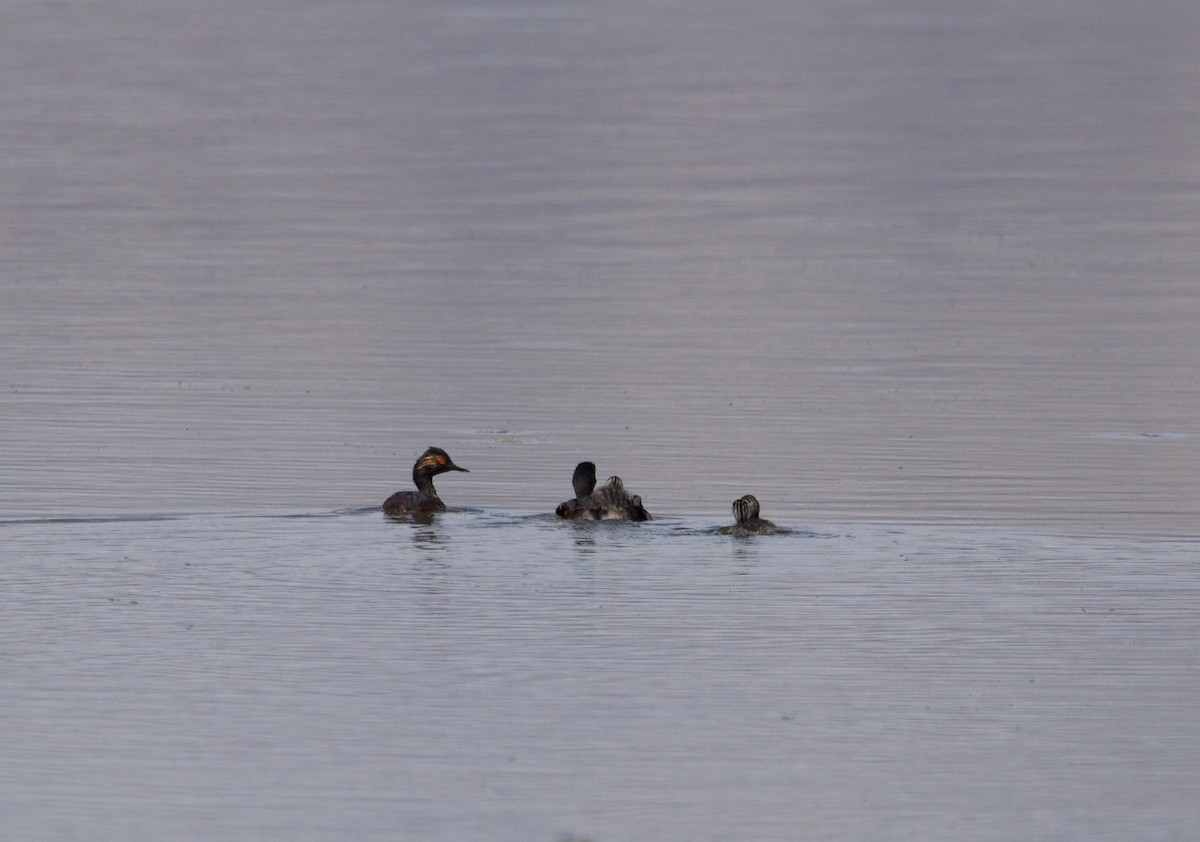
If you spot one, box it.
[383,447,468,516]
[555,461,651,521]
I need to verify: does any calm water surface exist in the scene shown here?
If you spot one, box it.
[4,512,1199,840]
[2,0,1199,838]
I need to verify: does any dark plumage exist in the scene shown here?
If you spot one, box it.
[730,494,776,536]
[555,461,652,521]
[382,447,468,516]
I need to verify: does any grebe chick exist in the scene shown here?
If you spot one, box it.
[555,461,652,521]
[731,494,776,536]
[383,446,468,516]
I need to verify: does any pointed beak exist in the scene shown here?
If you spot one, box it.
[449,462,469,473]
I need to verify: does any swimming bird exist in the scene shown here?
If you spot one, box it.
[382,447,468,516]
[730,494,776,536]
[555,461,652,521]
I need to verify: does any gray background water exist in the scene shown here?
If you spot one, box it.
[4,0,1198,530]
[3,0,1199,839]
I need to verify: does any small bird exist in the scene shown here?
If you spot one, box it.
[555,461,652,521]
[730,494,776,536]
[382,447,468,516]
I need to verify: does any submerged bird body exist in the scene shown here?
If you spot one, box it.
[556,461,652,521]
[383,447,468,516]
[731,494,776,536]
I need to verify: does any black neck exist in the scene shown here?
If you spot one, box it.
[413,471,438,496]
[572,462,597,498]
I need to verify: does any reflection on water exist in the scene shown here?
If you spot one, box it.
[2,510,1198,840]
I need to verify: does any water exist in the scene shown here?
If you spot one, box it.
[3,0,1199,838]
[6,512,1198,840]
